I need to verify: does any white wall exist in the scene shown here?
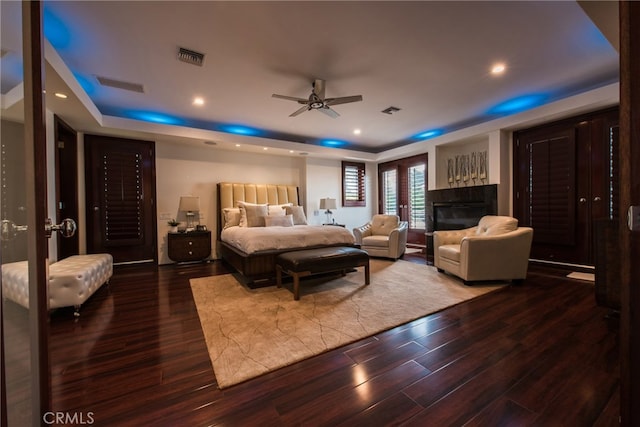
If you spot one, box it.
[154,143,373,264]
[304,157,375,229]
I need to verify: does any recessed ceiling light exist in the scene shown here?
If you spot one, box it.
[263,147,268,151]
[289,150,294,153]
[54,92,67,99]
[353,129,361,135]
[193,97,204,106]
[491,63,506,75]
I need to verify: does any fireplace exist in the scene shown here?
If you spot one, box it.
[433,202,490,231]
[425,184,498,264]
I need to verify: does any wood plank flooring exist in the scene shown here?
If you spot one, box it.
[47,254,620,426]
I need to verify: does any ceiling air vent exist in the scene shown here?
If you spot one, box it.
[96,75,145,93]
[381,106,401,115]
[178,47,205,66]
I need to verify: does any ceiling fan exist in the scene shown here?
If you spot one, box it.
[272,79,363,118]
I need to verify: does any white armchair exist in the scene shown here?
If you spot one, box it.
[433,215,533,284]
[353,214,408,260]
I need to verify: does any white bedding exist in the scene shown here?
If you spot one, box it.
[221,225,355,254]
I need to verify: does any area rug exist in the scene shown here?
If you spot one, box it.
[190,259,503,388]
[566,271,595,282]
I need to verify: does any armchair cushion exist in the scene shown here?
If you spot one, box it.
[370,214,400,235]
[476,215,518,235]
[433,215,533,283]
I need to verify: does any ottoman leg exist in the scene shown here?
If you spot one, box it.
[276,265,283,288]
[364,262,370,285]
[293,274,300,300]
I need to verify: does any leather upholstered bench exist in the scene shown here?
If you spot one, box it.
[275,247,370,300]
[2,253,113,317]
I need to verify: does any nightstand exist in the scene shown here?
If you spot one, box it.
[168,231,211,263]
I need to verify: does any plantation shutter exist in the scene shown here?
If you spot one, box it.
[342,161,365,207]
[103,151,143,243]
[527,132,576,245]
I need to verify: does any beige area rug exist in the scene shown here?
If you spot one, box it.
[567,271,595,282]
[190,259,503,388]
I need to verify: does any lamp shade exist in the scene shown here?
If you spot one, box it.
[179,196,200,212]
[319,198,337,210]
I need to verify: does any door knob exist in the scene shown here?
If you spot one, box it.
[593,196,601,202]
[45,218,77,238]
[0,219,28,241]
[579,197,587,203]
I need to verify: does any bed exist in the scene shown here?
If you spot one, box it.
[217,182,356,285]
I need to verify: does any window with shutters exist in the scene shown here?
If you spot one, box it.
[342,161,365,207]
[381,168,397,214]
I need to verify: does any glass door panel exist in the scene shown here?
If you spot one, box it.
[381,169,397,215]
[378,154,428,247]
[1,1,33,425]
[408,164,426,230]
[2,2,49,425]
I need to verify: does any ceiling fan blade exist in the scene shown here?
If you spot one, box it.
[325,95,363,106]
[319,106,340,118]
[272,94,308,104]
[290,105,310,117]
[312,79,326,99]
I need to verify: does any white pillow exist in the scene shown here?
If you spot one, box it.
[264,214,294,227]
[268,203,293,216]
[285,205,308,225]
[222,207,241,229]
[238,202,268,227]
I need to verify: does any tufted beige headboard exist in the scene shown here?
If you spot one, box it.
[217,182,299,236]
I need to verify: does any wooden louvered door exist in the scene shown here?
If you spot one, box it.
[85,135,157,264]
[514,107,619,267]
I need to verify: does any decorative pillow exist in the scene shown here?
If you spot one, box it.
[222,207,241,229]
[264,214,294,227]
[268,203,292,216]
[285,205,308,225]
[238,202,268,227]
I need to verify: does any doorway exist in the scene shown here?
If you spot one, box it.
[378,153,428,248]
[54,116,79,260]
[84,134,157,264]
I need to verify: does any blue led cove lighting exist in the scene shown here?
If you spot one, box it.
[126,111,184,125]
[43,7,72,49]
[487,94,548,115]
[414,129,443,140]
[320,139,346,147]
[221,125,260,136]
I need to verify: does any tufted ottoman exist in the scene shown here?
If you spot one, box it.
[2,253,113,317]
[275,247,370,300]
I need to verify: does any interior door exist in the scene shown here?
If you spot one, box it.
[379,154,428,247]
[84,134,157,264]
[54,116,79,260]
[514,107,619,267]
[1,2,50,424]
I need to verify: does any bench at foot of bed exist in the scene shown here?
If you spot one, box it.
[275,247,370,300]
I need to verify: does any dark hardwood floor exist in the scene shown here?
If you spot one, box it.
[47,253,620,426]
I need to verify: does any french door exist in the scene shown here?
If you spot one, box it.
[1,2,51,425]
[378,154,428,247]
